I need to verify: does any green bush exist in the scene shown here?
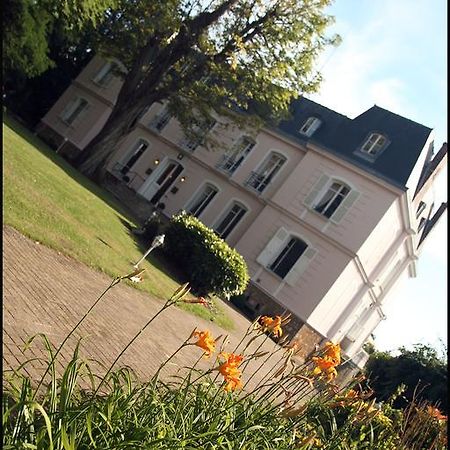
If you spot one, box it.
[164,212,249,297]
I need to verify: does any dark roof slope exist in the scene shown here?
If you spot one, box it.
[276,97,433,188]
[414,142,448,197]
[418,202,448,248]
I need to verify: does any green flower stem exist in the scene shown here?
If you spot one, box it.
[92,299,175,399]
[178,353,205,389]
[152,340,191,386]
[32,277,121,400]
[241,343,283,390]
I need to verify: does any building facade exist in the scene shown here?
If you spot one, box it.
[37,56,447,368]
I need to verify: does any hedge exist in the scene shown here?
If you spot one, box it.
[164,212,249,297]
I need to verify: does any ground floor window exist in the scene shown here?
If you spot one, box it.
[214,202,247,239]
[186,184,218,217]
[269,237,307,279]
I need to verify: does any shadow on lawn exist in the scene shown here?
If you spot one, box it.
[5,113,185,283]
[115,214,190,286]
[4,113,142,228]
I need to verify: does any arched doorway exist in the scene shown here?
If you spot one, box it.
[138,159,183,205]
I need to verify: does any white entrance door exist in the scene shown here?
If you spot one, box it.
[138,159,183,204]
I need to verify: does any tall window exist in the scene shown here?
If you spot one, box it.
[186,184,218,217]
[217,137,255,174]
[246,152,286,193]
[214,202,247,239]
[149,107,171,132]
[120,139,149,175]
[360,133,388,156]
[269,238,308,279]
[92,61,116,87]
[61,98,89,125]
[314,181,350,219]
[299,117,321,137]
[180,118,216,152]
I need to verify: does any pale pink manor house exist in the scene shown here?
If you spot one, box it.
[37,56,447,369]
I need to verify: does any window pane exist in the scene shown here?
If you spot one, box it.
[323,193,345,218]
[270,238,307,279]
[314,188,335,213]
[315,182,350,219]
[188,186,217,217]
[64,98,88,124]
[121,141,148,174]
[215,204,246,238]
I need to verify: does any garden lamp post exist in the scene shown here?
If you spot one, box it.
[133,234,165,268]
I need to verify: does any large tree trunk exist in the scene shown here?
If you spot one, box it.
[74,100,154,182]
[72,0,240,182]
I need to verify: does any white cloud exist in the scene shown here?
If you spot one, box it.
[309,0,442,122]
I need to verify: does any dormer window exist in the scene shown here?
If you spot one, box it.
[360,133,388,156]
[299,117,321,137]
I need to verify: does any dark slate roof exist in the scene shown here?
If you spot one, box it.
[275,97,433,189]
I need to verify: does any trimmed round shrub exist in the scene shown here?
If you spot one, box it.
[164,212,249,297]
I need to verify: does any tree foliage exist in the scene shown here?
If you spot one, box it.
[3,0,54,78]
[72,0,340,177]
[3,0,114,80]
[365,343,448,413]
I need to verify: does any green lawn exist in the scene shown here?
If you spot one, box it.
[3,114,234,330]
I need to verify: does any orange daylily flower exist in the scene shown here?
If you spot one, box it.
[427,405,447,421]
[218,352,244,392]
[323,342,341,365]
[192,330,216,358]
[260,315,283,337]
[312,356,339,382]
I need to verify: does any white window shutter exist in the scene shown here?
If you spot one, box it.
[284,246,317,286]
[331,189,360,223]
[304,174,330,208]
[256,227,288,267]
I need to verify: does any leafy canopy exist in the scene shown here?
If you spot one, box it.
[366,343,448,413]
[94,0,340,126]
[3,0,114,78]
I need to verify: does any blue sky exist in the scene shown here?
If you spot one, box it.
[309,0,447,352]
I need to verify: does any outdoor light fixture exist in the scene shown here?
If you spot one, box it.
[133,234,165,268]
[180,176,186,182]
[154,158,160,165]
[177,153,184,160]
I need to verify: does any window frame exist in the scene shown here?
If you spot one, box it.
[217,136,256,175]
[269,236,308,279]
[213,200,248,239]
[60,97,89,126]
[314,180,351,219]
[246,151,287,193]
[299,116,321,137]
[179,117,217,152]
[92,61,117,87]
[119,138,150,175]
[185,182,219,218]
[148,106,171,132]
[357,132,390,159]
